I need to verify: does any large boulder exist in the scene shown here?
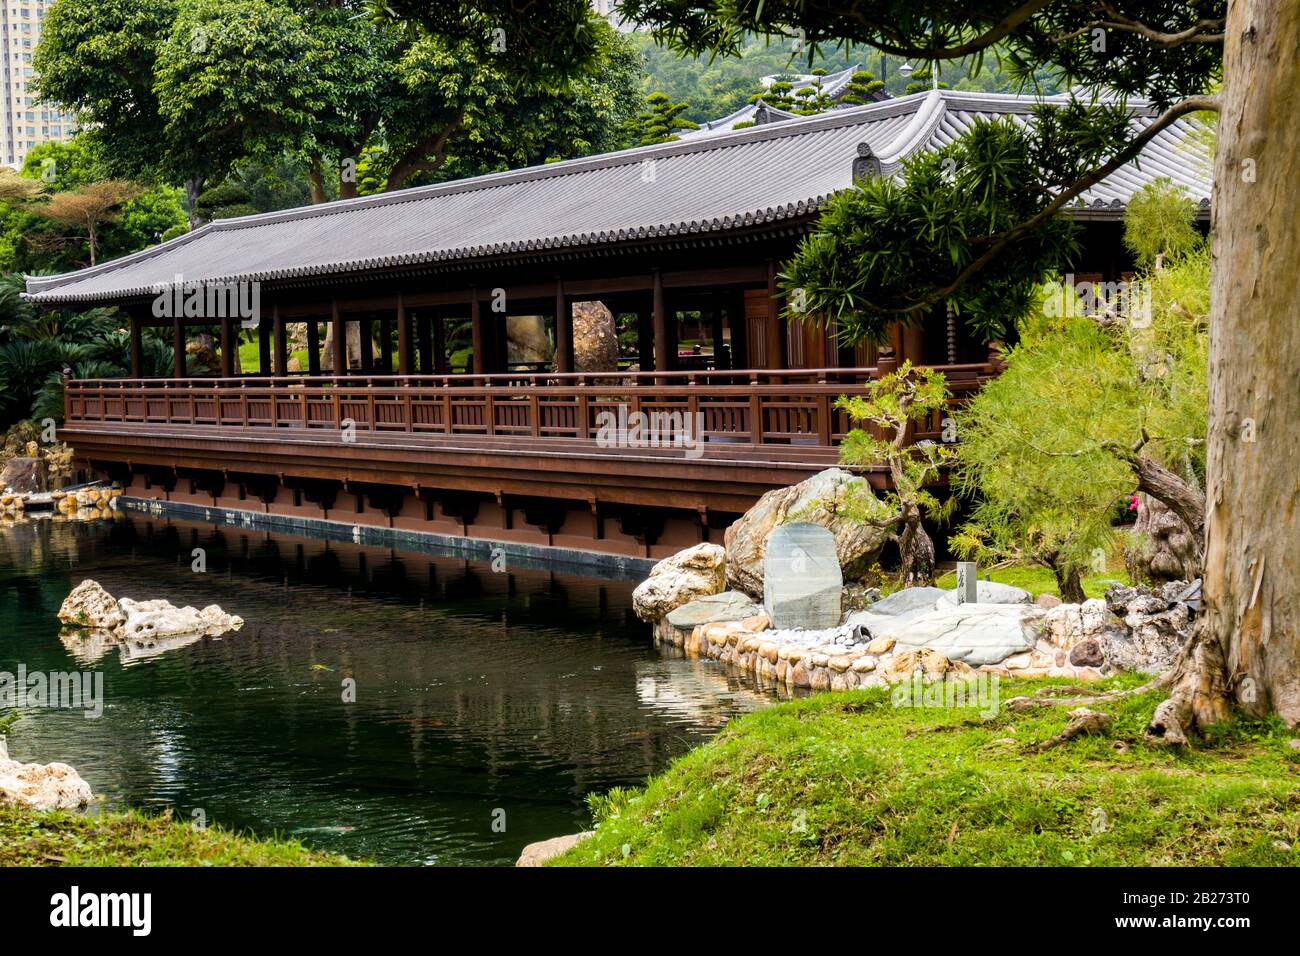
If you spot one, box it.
[723,468,891,598]
[516,831,592,866]
[849,603,1044,666]
[935,580,1033,606]
[57,580,127,631]
[117,598,244,642]
[0,456,46,494]
[867,586,947,617]
[763,522,843,630]
[1133,493,1201,581]
[1044,598,1114,650]
[572,300,620,373]
[632,543,726,623]
[0,758,94,811]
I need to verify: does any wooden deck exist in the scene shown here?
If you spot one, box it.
[61,365,993,558]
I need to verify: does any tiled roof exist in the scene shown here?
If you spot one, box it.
[26,90,1212,305]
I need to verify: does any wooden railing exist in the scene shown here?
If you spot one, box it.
[63,365,994,448]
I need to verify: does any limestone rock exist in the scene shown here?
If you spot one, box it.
[1069,638,1105,668]
[57,580,127,631]
[0,758,94,811]
[667,591,761,628]
[763,522,842,630]
[935,580,1033,606]
[632,543,726,622]
[851,603,1044,666]
[1035,592,1063,608]
[506,315,552,366]
[571,301,619,373]
[0,456,46,494]
[1134,493,1201,581]
[516,831,593,866]
[723,468,891,598]
[883,648,954,681]
[1044,598,1113,649]
[117,598,244,642]
[866,587,947,617]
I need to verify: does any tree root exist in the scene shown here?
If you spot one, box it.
[1144,626,1233,746]
[1025,707,1114,753]
[1006,675,1167,713]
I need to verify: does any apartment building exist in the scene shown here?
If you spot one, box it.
[2,0,74,169]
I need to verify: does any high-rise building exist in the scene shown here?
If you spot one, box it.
[1,0,75,169]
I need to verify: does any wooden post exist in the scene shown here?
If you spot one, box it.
[416,311,433,374]
[258,310,272,376]
[765,260,785,371]
[554,278,573,374]
[359,314,374,374]
[274,305,288,376]
[331,299,346,376]
[129,314,144,378]
[709,308,726,370]
[397,296,413,376]
[636,306,654,372]
[471,289,485,375]
[433,312,448,374]
[172,317,185,378]
[220,316,235,378]
[729,289,748,370]
[652,270,670,372]
[306,318,321,375]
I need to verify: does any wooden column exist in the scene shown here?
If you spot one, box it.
[765,260,785,371]
[274,305,288,376]
[709,309,727,369]
[331,300,346,375]
[129,314,144,379]
[306,318,321,375]
[652,270,671,372]
[220,317,235,377]
[729,289,749,370]
[554,278,573,374]
[172,317,185,378]
[471,289,485,375]
[433,313,448,373]
[359,315,374,374]
[258,310,273,376]
[397,296,413,375]
[902,323,925,368]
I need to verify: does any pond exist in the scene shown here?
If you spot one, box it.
[0,514,782,865]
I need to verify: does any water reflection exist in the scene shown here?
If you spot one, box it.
[0,515,783,865]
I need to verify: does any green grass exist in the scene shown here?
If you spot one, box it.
[933,563,1125,599]
[554,676,1300,866]
[0,803,363,866]
[237,342,311,374]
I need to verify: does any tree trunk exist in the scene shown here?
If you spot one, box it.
[897,507,936,588]
[1150,0,1300,738]
[183,177,205,229]
[307,157,328,205]
[1051,560,1086,605]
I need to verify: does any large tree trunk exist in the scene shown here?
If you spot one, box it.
[1050,558,1086,605]
[1151,0,1300,739]
[897,507,935,588]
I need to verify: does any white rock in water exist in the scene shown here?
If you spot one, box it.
[117,598,243,641]
[0,758,95,811]
[632,543,726,622]
[57,579,127,631]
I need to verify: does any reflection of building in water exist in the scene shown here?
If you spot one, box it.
[635,659,788,729]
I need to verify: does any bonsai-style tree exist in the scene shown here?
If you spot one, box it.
[627,91,700,145]
[840,69,886,105]
[954,179,1209,603]
[836,362,955,587]
[32,180,146,266]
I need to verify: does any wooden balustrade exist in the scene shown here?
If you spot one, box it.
[63,365,994,449]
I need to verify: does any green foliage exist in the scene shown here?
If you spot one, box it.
[953,249,1209,581]
[1123,177,1205,269]
[840,70,885,105]
[554,677,1300,866]
[194,182,258,221]
[782,103,1150,344]
[626,91,699,146]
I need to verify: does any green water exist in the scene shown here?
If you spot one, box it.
[0,515,779,865]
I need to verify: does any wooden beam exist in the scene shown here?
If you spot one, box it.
[471,289,485,375]
[397,295,413,375]
[765,260,784,371]
[331,299,346,375]
[554,278,573,374]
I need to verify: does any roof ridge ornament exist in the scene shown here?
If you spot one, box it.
[852,142,882,181]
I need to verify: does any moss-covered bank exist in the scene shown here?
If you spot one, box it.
[555,676,1300,866]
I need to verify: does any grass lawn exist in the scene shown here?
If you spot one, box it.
[554,675,1300,866]
[0,803,362,866]
[933,562,1127,599]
